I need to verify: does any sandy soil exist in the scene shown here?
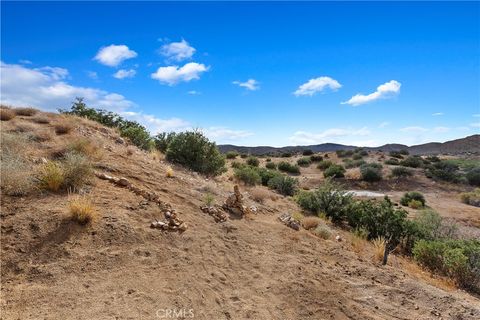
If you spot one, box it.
[1,113,479,319]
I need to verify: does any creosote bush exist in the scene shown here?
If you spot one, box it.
[400,191,426,207]
[265,161,276,170]
[225,151,239,159]
[460,188,480,207]
[466,167,480,186]
[400,156,423,168]
[425,160,462,183]
[310,154,323,162]
[317,160,333,170]
[234,166,261,186]
[385,158,400,165]
[323,164,345,178]
[267,175,298,196]
[391,166,413,178]
[360,163,383,182]
[297,157,312,167]
[278,161,300,174]
[246,156,260,167]
[302,149,314,156]
[408,199,423,209]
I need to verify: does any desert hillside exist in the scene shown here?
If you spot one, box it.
[1,108,480,320]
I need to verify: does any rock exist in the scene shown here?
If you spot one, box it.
[335,235,342,242]
[223,185,250,218]
[115,137,125,144]
[99,127,109,134]
[116,177,130,187]
[278,213,300,231]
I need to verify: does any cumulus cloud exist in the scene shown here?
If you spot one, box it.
[294,76,341,97]
[233,79,260,91]
[0,61,134,111]
[289,127,370,145]
[113,69,136,79]
[432,112,444,116]
[159,39,196,62]
[94,44,137,67]
[399,126,428,133]
[342,80,401,106]
[151,62,209,85]
[378,121,390,128]
[204,127,254,140]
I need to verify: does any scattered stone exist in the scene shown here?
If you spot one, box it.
[116,177,130,187]
[115,137,125,144]
[223,185,252,217]
[335,235,342,242]
[201,205,227,222]
[278,213,300,231]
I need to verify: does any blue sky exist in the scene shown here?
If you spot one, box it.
[1,1,479,147]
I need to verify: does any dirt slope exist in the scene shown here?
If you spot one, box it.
[1,113,480,319]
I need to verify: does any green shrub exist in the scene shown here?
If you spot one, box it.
[267,175,298,196]
[400,156,423,168]
[336,150,353,158]
[408,199,423,209]
[240,153,248,159]
[391,166,413,178]
[389,151,404,159]
[317,160,333,170]
[225,151,239,159]
[425,160,462,183]
[265,162,277,170]
[234,166,261,186]
[400,191,426,207]
[278,161,300,174]
[385,158,400,165]
[165,131,226,176]
[413,239,480,292]
[466,167,480,186]
[425,156,441,163]
[281,152,292,158]
[352,153,363,160]
[302,149,314,156]
[360,163,383,182]
[246,156,260,167]
[297,157,312,167]
[231,161,244,169]
[153,132,176,152]
[295,179,353,223]
[310,154,323,162]
[257,168,282,186]
[323,164,345,178]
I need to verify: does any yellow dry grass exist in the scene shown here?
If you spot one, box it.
[166,166,174,178]
[68,194,98,225]
[38,162,64,192]
[372,237,386,263]
[301,216,321,230]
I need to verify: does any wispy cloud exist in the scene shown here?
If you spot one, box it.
[432,112,444,116]
[294,76,341,96]
[378,121,390,128]
[473,114,480,118]
[204,127,254,140]
[342,80,401,106]
[86,71,98,80]
[113,69,136,79]
[94,44,137,67]
[0,61,133,111]
[470,122,480,128]
[151,62,209,85]
[187,90,201,95]
[159,39,196,62]
[233,79,260,91]
[19,59,32,65]
[399,126,428,133]
[433,126,450,133]
[289,127,370,145]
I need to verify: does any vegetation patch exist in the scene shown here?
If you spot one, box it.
[323,164,345,178]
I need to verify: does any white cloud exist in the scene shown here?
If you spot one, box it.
[0,61,133,111]
[19,59,32,65]
[233,79,260,91]
[204,127,254,140]
[187,90,201,95]
[289,127,370,145]
[94,44,137,67]
[378,121,390,128]
[342,80,401,106]
[399,126,428,133]
[151,62,209,85]
[432,112,444,116]
[433,126,450,133]
[470,122,480,128]
[159,39,196,62]
[113,69,136,79]
[294,76,341,96]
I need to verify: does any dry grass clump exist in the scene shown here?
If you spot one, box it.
[32,116,51,124]
[351,234,368,253]
[1,132,30,156]
[372,237,386,263]
[166,166,174,178]
[54,122,74,135]
[67,138,103,160]
[250,187,274,203]
[14,107,37,116]
[30,129,53,142]
[150,149,163,161]
[0,108,16,121]
[301,216,321,230]
[1,154,34,196]
[38,162,65,191]
[291,211,304,222]
[313,224,332,239]
[68,194,98,224]
[12,123,36,133]
[126,147,135,156]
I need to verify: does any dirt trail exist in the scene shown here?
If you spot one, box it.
[1,114,480,319]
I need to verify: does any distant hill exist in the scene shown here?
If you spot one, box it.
[219,134,480,156]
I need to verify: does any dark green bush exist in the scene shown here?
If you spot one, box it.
[257,168,281,186]
[389,151,404,159]
[267,175,298,196]
[240,153,248,159]
[399,149,410,155]
[400,156,424,168]
[165,131,226,176]
[310,154,323,162]
[121,126,153,150]
[323,164,346,178]
[425,156,441,163]
[281,152,292,158]
[278,161,300,174]
[360,163,383,182]
[154,132,176,153]
[336,150,353,158]
[317,160,333,170]
[226,151,239,159]
[400,191,426,207]
[265,162,277,170]
[466,167,480,186]
[246,156,260,167]
[302,149,314,156]
[231,161,244,169]
[352,153,363,160]
[413,239,480,292]
[391,166,413,178]
[385,158,400,165]
[234,166,261,186]
[295,179,353,223]
[297,157,312,167]
[425,160,462,183]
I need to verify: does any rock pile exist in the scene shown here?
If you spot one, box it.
[200,205,227,222]
[222,185,252,217]
[150,210,187,232]
[278,213,300,231]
